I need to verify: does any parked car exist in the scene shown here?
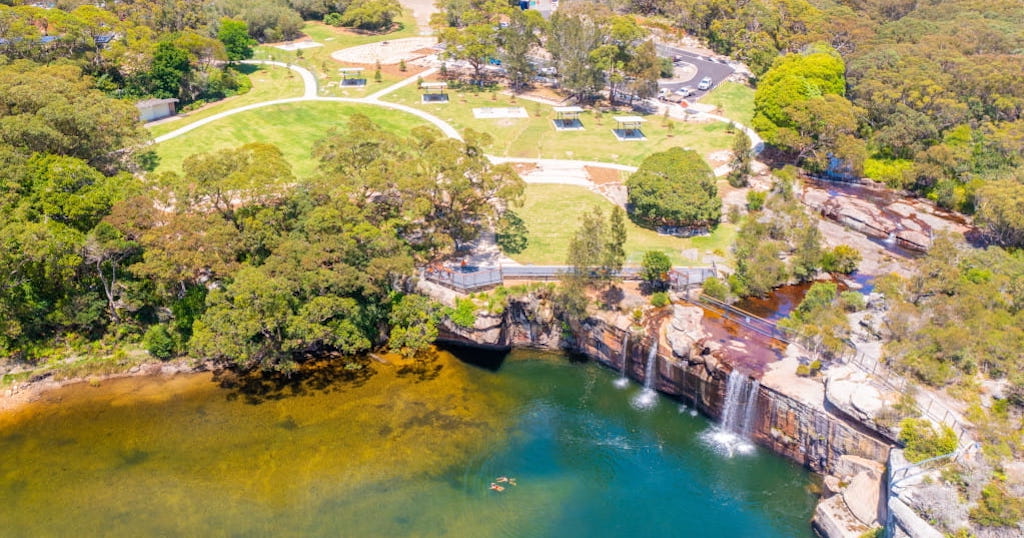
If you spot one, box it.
[675,86,694,97]
[697,77,713,90]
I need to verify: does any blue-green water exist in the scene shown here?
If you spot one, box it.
[0,351,816,536]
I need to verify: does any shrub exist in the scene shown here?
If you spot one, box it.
[496,210,528,254]
[640,250,672,288]
[970,481,1024,528]
[839,290,866,311]
[746,190,766,211]
[702,276,730,301]
[796,364,811,376]
[324,12,343,26]
[650,292,670,307]
[143,324,176,360]
[898,418,958,462]
[821,245,861,274]
[449,298,477,328]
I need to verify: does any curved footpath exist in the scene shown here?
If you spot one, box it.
[154,60,761,179]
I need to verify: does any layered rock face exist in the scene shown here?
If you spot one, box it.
[572,304,892,474]
[425,280,893,476]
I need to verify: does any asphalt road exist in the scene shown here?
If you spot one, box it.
[655,43,736,100]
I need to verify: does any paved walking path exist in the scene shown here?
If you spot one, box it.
[153,59,762,182]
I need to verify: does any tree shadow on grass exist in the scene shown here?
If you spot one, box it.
[213,353,375,405]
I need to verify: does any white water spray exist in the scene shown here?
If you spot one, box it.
[631,340,660,409]
[703,370,760,456]
[613,333,631,389]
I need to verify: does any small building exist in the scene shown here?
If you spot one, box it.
[612,116,646,140]
[419,81,449,103]
[136,98,179,122]
[338,67,366,86]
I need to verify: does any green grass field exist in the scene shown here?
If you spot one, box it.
[513,184,737,266]
[380,85,736,167]
[701,82,755,126]
[148,64,307,138]
[153,101,433,179]
[251,18,422,97]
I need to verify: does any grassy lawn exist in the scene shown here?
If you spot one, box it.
[380,85,736,167]
[250,18,422,96]
[513,184,737,266]
[148,64,307,138]
[154,101,433,179]
[701,82,755,126]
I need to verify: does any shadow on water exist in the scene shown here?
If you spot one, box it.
[438,342,509,372]
[212,354,375,405]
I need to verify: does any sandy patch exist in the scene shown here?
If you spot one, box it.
[331,36,437,65]
[275,41,324,51]
[585,166,624,185]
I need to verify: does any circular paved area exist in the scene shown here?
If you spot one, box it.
[330,36,437,65]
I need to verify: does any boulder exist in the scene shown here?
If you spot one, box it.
[813,494,871,538]
[666,304,705,360]
[825,366,897,436]
[835,454,885,481]
[844,471,882,526]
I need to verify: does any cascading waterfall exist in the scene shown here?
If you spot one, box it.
[704,370,760,456]
[613,333,631,389]
[631,340,660,409]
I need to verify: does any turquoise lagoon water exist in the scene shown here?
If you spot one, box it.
[0,350,816,536]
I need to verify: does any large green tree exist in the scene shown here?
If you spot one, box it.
[217,17,255,61]
[626,147,721,228]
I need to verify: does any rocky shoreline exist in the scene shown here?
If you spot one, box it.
[0,359,203,414]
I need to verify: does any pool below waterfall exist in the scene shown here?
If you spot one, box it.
[0,350,817,536]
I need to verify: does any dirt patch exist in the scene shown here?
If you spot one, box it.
[330,59,429,80]
[511,163,538,175]
[585,166,624,185]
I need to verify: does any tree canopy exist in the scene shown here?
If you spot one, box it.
[626,147,721,228]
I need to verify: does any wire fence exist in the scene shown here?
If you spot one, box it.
[836,345,973,449]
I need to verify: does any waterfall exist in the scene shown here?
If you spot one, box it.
[631,340,659,409]
[720,370,760,438]
[704,370,760,456]
[613,333,631,389]
[643,341,658,390]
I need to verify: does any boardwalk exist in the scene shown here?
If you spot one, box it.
[423,265,717,292]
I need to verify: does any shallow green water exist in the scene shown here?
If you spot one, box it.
[0,351,816,537]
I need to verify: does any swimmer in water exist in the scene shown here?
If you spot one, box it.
[489,483,505,492]
[508,478,517,486]
[496,476,508,483]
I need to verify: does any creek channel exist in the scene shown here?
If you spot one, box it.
[0,349,816,536]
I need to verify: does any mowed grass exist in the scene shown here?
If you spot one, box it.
[380,85,736,167]
[251,18,422,97]
[701,81,755,126]
[148,64,306,138]
[513,184,737,266]
[154,101,433,179]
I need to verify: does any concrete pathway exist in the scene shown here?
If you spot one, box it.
[241,60,318,99]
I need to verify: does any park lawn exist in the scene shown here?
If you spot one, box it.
[252,17,421,81]
[153,101,433,179]
[512,184,737,266]
[380,85,736,167]
[147,64,306,138]
[701,82,755,126]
